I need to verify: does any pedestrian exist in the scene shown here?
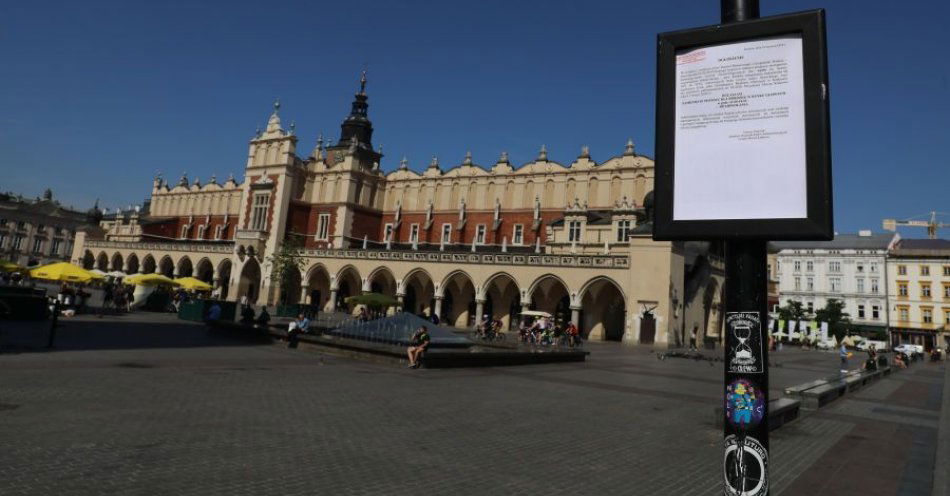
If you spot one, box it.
[204,301,222,331]
[689,324,698,351]
[838,341,850,373]
[240,293,249,309]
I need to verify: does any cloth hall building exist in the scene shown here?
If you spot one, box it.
[71,78,724,347]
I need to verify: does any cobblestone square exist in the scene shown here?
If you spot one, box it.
[0,313,945,495]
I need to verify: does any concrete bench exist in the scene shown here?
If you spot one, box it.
[801,379,848,410]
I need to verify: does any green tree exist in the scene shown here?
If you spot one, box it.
[267,237,306,305]
[777,300,809,322]
[814,298,851,340]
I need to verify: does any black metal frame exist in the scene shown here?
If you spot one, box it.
[653,9,832,241]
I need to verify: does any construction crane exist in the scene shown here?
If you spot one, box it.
[883,211,950,239]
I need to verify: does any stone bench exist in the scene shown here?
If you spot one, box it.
[801,379,848,410]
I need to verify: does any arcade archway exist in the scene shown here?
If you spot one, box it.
[441,271,476,328]
[482,272,521,331]
[237,258,262,305]
[580,277,626,341]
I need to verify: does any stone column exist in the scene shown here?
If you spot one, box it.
[299,284,309,304]
[570,306,581,326]
[396,293,405,312]
[475,298,485,322]
[434,295,443,320]
[328,289,338,312]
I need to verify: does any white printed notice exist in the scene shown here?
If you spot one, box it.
[673,35,807,221]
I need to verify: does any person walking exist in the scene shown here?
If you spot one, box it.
[839,341,850,373]
[689,325,698,351]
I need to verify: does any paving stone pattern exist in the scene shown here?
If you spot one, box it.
[0,313,944,495]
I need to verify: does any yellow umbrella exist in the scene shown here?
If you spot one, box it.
[30,262,104,282]
[124,273,180,286]
[0,260,27,273]
[173,277,212,291]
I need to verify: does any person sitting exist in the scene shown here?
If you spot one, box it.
[288,313,309,334]
[894,352,908,369]
[407,325,431,369]
[256,306,271,328]
[477,314,491,339]
[357,307,369,322]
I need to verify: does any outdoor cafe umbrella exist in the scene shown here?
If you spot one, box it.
[107,270,127,278]
[173,277,212,291]
[90,269,108,277]
[344,292,398,308]
[123,273,179,287]
[29,262,104,283]
[0,259,27,273]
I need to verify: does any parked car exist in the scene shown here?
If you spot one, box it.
[893,344,924,354]
[857,340,889,352]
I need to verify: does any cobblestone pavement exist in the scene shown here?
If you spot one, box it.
[0,313,944,495]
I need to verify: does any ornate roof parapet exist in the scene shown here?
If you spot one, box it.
[178,172,189,187]
[428,156,440,170]
[579,145,590,159]
[209,174,217,185]
[462,151,473,167]
[537,144,548,162]
[311,133,324,160]
[226,173,237,187]
[399,156,409,171]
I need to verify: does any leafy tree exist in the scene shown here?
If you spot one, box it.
[267,237,306,305]
[777,300,809,322]
[814,298,851,340]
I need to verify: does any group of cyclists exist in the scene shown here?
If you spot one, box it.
[471,313,582,348]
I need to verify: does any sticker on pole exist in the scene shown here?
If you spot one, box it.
[725,379,766,429]
[723,434,769,496]
[726,312,764,374]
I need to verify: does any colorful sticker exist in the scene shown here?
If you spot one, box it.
[725,379,766,429]
[723,434,769,496]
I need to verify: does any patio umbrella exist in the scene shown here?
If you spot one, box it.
[124,273,179,287]
[0,260,27,273]
[30,262,104,283]
[344,292,398,308]
[173,277,212,291]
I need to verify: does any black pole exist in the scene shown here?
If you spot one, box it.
[720,2,770,495]
[47,300,60,349]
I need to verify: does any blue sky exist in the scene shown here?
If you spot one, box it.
[1,0,947,236]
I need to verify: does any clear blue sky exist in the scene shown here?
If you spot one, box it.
[2,0,947,236]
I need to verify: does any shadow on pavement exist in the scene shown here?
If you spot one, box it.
[0,312,270,353]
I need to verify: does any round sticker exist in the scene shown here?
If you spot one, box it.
[723,434,769,496]
[725,379,765,429]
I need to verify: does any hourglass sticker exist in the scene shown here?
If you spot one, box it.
[727,312,763,374]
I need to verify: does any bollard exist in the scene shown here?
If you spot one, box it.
[47,300,60,349]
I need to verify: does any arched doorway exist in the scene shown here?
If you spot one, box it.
[126,253,140,274]
[529,275,572,327]
[158,256,174,278]
[369,266,397,295]
[402,269,435,317]
[96,252,109,271]
[441,271,476,328]
[237,258,262,304]
[305,264,331,310]
[580,277,626,341]
[278,267,302,305]
[110,253,124,272]
[335,266,362,313]
[82,251,95,270]
[176,256,193,278]
[216,259,232,300]
[195,258,214,283]
[482,272,520,331]
[141,254,156,274]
